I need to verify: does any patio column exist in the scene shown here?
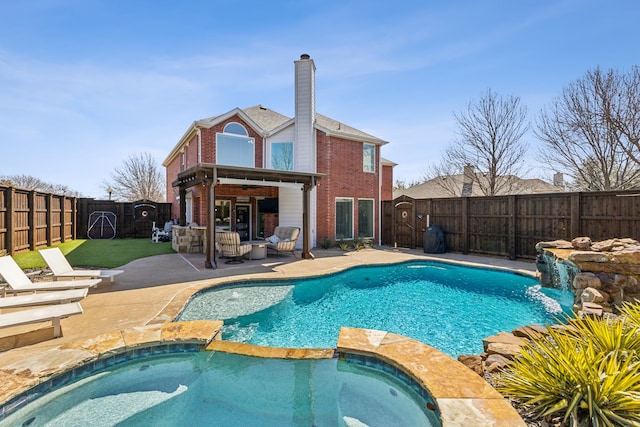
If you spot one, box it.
[205,179,217,269]
[179,187,187,226]
[302,182,313,259]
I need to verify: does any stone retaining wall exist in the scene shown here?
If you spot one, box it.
[535,237,640,315]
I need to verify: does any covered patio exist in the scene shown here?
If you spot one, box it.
[172,164,323,269]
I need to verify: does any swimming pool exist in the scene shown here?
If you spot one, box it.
[0,349,440,427]
[178,260,574,356]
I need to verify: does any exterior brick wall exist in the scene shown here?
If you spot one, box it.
[381,164,394,201]
[166,114,390,247]
[199,115,264,167]
[316,131,380,243]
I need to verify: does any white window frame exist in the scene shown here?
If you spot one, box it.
[363,143,375,173]
[357,198,374,239]
[215,199,232,232]
[216,122,254,167]
[335,197,354,240]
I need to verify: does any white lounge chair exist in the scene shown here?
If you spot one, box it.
[0,288,88,311]
[0,302,83,338]
[0,256,100,296]
[151,221,172,243]
[38,248,124,283]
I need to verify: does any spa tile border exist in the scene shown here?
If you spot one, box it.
[206,328,527,427]
[0,320,223,420]
[336,327,527,427]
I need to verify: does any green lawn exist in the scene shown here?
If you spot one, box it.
[12,239,175,269]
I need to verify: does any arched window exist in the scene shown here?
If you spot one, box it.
[223,122,248,136]
[217,122,254,167]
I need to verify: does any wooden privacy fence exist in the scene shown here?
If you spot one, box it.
[0,186,77,256]
[382,190,640,260]
[77,199,172,240]
[0,187,174,255]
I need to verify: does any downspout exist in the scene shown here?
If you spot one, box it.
[377,148,382,246]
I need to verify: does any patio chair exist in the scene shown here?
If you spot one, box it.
[152,221,172,243]
[0,302,83,338]
[0,288,88,311]
[265,226,300,257]
[38,248,124,283]
[215,231,252,264]
[0,256,100,296]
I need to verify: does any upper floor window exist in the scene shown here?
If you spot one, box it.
[363,143,375,173]
[217,122,254,167]
[271,141,294,171]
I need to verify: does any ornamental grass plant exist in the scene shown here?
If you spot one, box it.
[498,303,640,427]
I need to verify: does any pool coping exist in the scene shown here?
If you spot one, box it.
[0,320,525,426]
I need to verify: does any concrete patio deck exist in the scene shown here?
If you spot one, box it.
[0,247,537,366]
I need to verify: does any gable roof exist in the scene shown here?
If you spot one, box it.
[163,105,388,166]
[393,174,564,199]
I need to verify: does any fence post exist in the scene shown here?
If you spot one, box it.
[7,187,14,256]
[72,197,77,240]
[461,197,469,254]
[570,193,581,239]
[508,195,517,260]
[58,195,64,243]
[46,193,53,247]
[28,191,36,251]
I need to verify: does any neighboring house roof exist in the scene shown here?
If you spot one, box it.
[381,157,397,167]
[163,105,388,166]
[393,174,564,199]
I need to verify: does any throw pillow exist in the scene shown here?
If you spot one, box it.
[268,235,280,244]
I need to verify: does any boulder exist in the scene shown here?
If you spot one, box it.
[573,272,601,290]
[512,324,548,340]
[571,237,592,250]
[457,355,483,376]
[611,250,640,265]
[486,342,523,359]
[581,287,604,304]
[482,332,524,351]
[485,353,511,372]
[535,240,573,252]
[581,302,603,316]
[569,251,610,263]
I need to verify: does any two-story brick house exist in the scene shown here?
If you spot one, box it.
[163,54,393,266]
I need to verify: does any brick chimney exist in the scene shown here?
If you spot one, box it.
[461,164,474,196]
[294,54,316,172]
[553,172,564,189]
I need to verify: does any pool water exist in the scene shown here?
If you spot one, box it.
[178,261,574,356]
[1,351,439,427]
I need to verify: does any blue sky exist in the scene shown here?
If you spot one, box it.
[1,0,638,198]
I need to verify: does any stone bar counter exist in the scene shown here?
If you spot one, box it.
[171,225,207,253]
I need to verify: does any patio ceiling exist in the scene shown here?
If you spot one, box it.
[172,163,323,189]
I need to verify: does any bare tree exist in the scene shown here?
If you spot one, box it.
[105,152,164,202]
[430,89,530,196]
[608,66,640,166]
[536,67,640,191]
[0,174,81,196]
[393,178,422,191]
